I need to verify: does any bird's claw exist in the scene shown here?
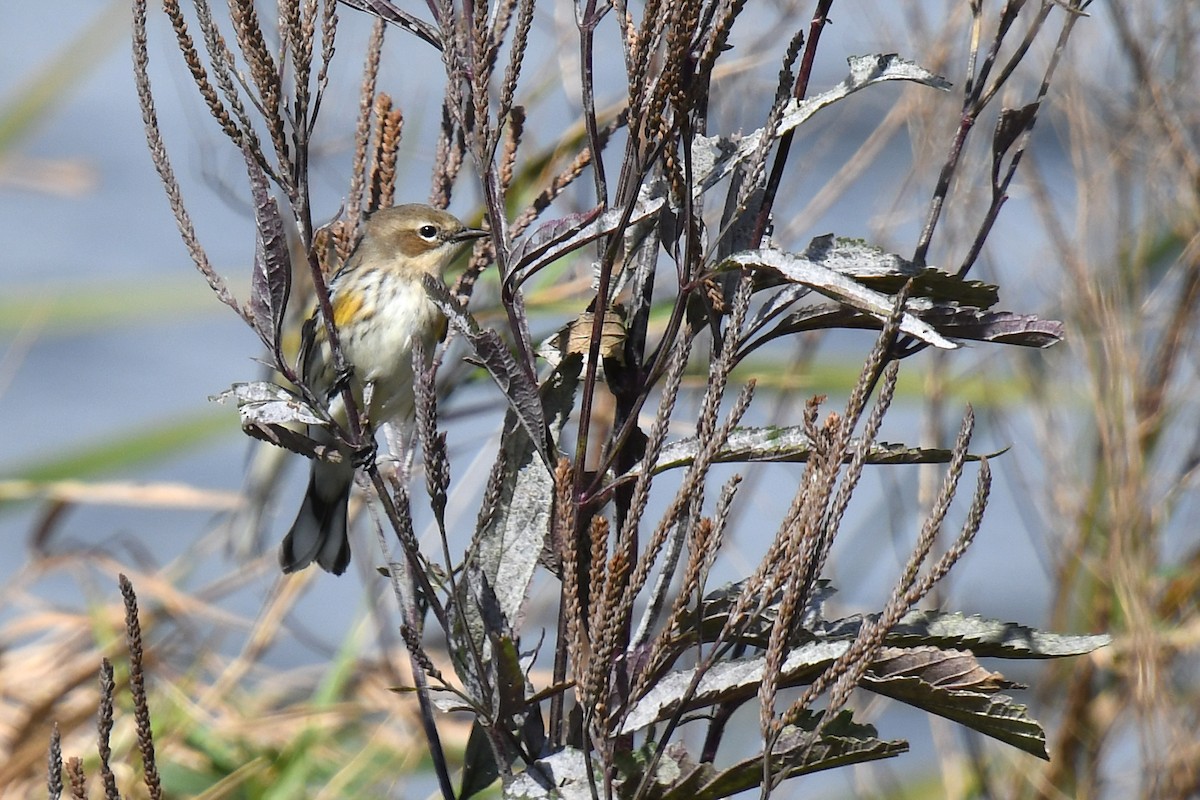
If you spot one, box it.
[351,439,377,470]
[330,364,355,395]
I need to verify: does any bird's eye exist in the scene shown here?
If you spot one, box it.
[418,224,439,240]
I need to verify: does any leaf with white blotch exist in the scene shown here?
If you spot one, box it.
[243,146,291,355]
[214,382,325,425]
[423,275,549,462]
[423,689,474,714]
[467,356,580,632]
[864,648,1049,759]
[621,640,852,733]
[503,748,593,799]
[627,426,999,476]
[821,610,1113,658]
[692,54,952,193]
[212,382,337,460]
[798,235,999,307]
[723,248,957,349]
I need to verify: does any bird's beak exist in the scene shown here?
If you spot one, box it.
[452,227,489,243]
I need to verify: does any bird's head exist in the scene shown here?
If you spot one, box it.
[360,204,488,276]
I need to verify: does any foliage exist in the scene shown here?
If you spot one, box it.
[110,0,1113,797]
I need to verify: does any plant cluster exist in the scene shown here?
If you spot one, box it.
[114,0,1111,797]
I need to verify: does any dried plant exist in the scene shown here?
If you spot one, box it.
[45,576,161,800]
[126,0,1111,797]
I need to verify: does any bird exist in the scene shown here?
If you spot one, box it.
[279,204,487,574]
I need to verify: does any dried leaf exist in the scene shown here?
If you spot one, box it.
[507,207,602,274]
[243,146,291,354]
[992,103,1039,188]
[469,357,582,629]
[423,275,550,462]
[630,426,998,476]
[212,382,335,460]
[692,54,952,193]
[536,308,628,368]
[864,666,1049,758]
[723,248,957,348]
[658,712,907,799]
[869,646,1017,692]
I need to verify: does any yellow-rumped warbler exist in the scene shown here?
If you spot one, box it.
[280,204,487,574]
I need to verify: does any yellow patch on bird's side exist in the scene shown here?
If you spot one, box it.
[333,291,364,329]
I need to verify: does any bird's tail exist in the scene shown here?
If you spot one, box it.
[280,458,354,575]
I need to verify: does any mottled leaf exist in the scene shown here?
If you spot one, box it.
[919,307,1064,348]
[642,580,835,676]
[468,356,581,630]
[213,382,323,425]
[423,275,549,461]
[865,610,1112,658]
[750,301,1063,353]
[693,54,952,192]
[629,426,998,476]
[659,712,907,799]
[243,146,291,355]
[212,382,335,460]
[508,197,666,285]
[865,664,1049,758]
[799,235,999,307]
[723,248,957,348]
[507,207,602,274]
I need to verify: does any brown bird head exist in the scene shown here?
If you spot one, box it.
[358,204,488,277]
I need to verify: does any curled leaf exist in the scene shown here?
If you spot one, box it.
[212,382,336,460]
[243,146,291,356]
